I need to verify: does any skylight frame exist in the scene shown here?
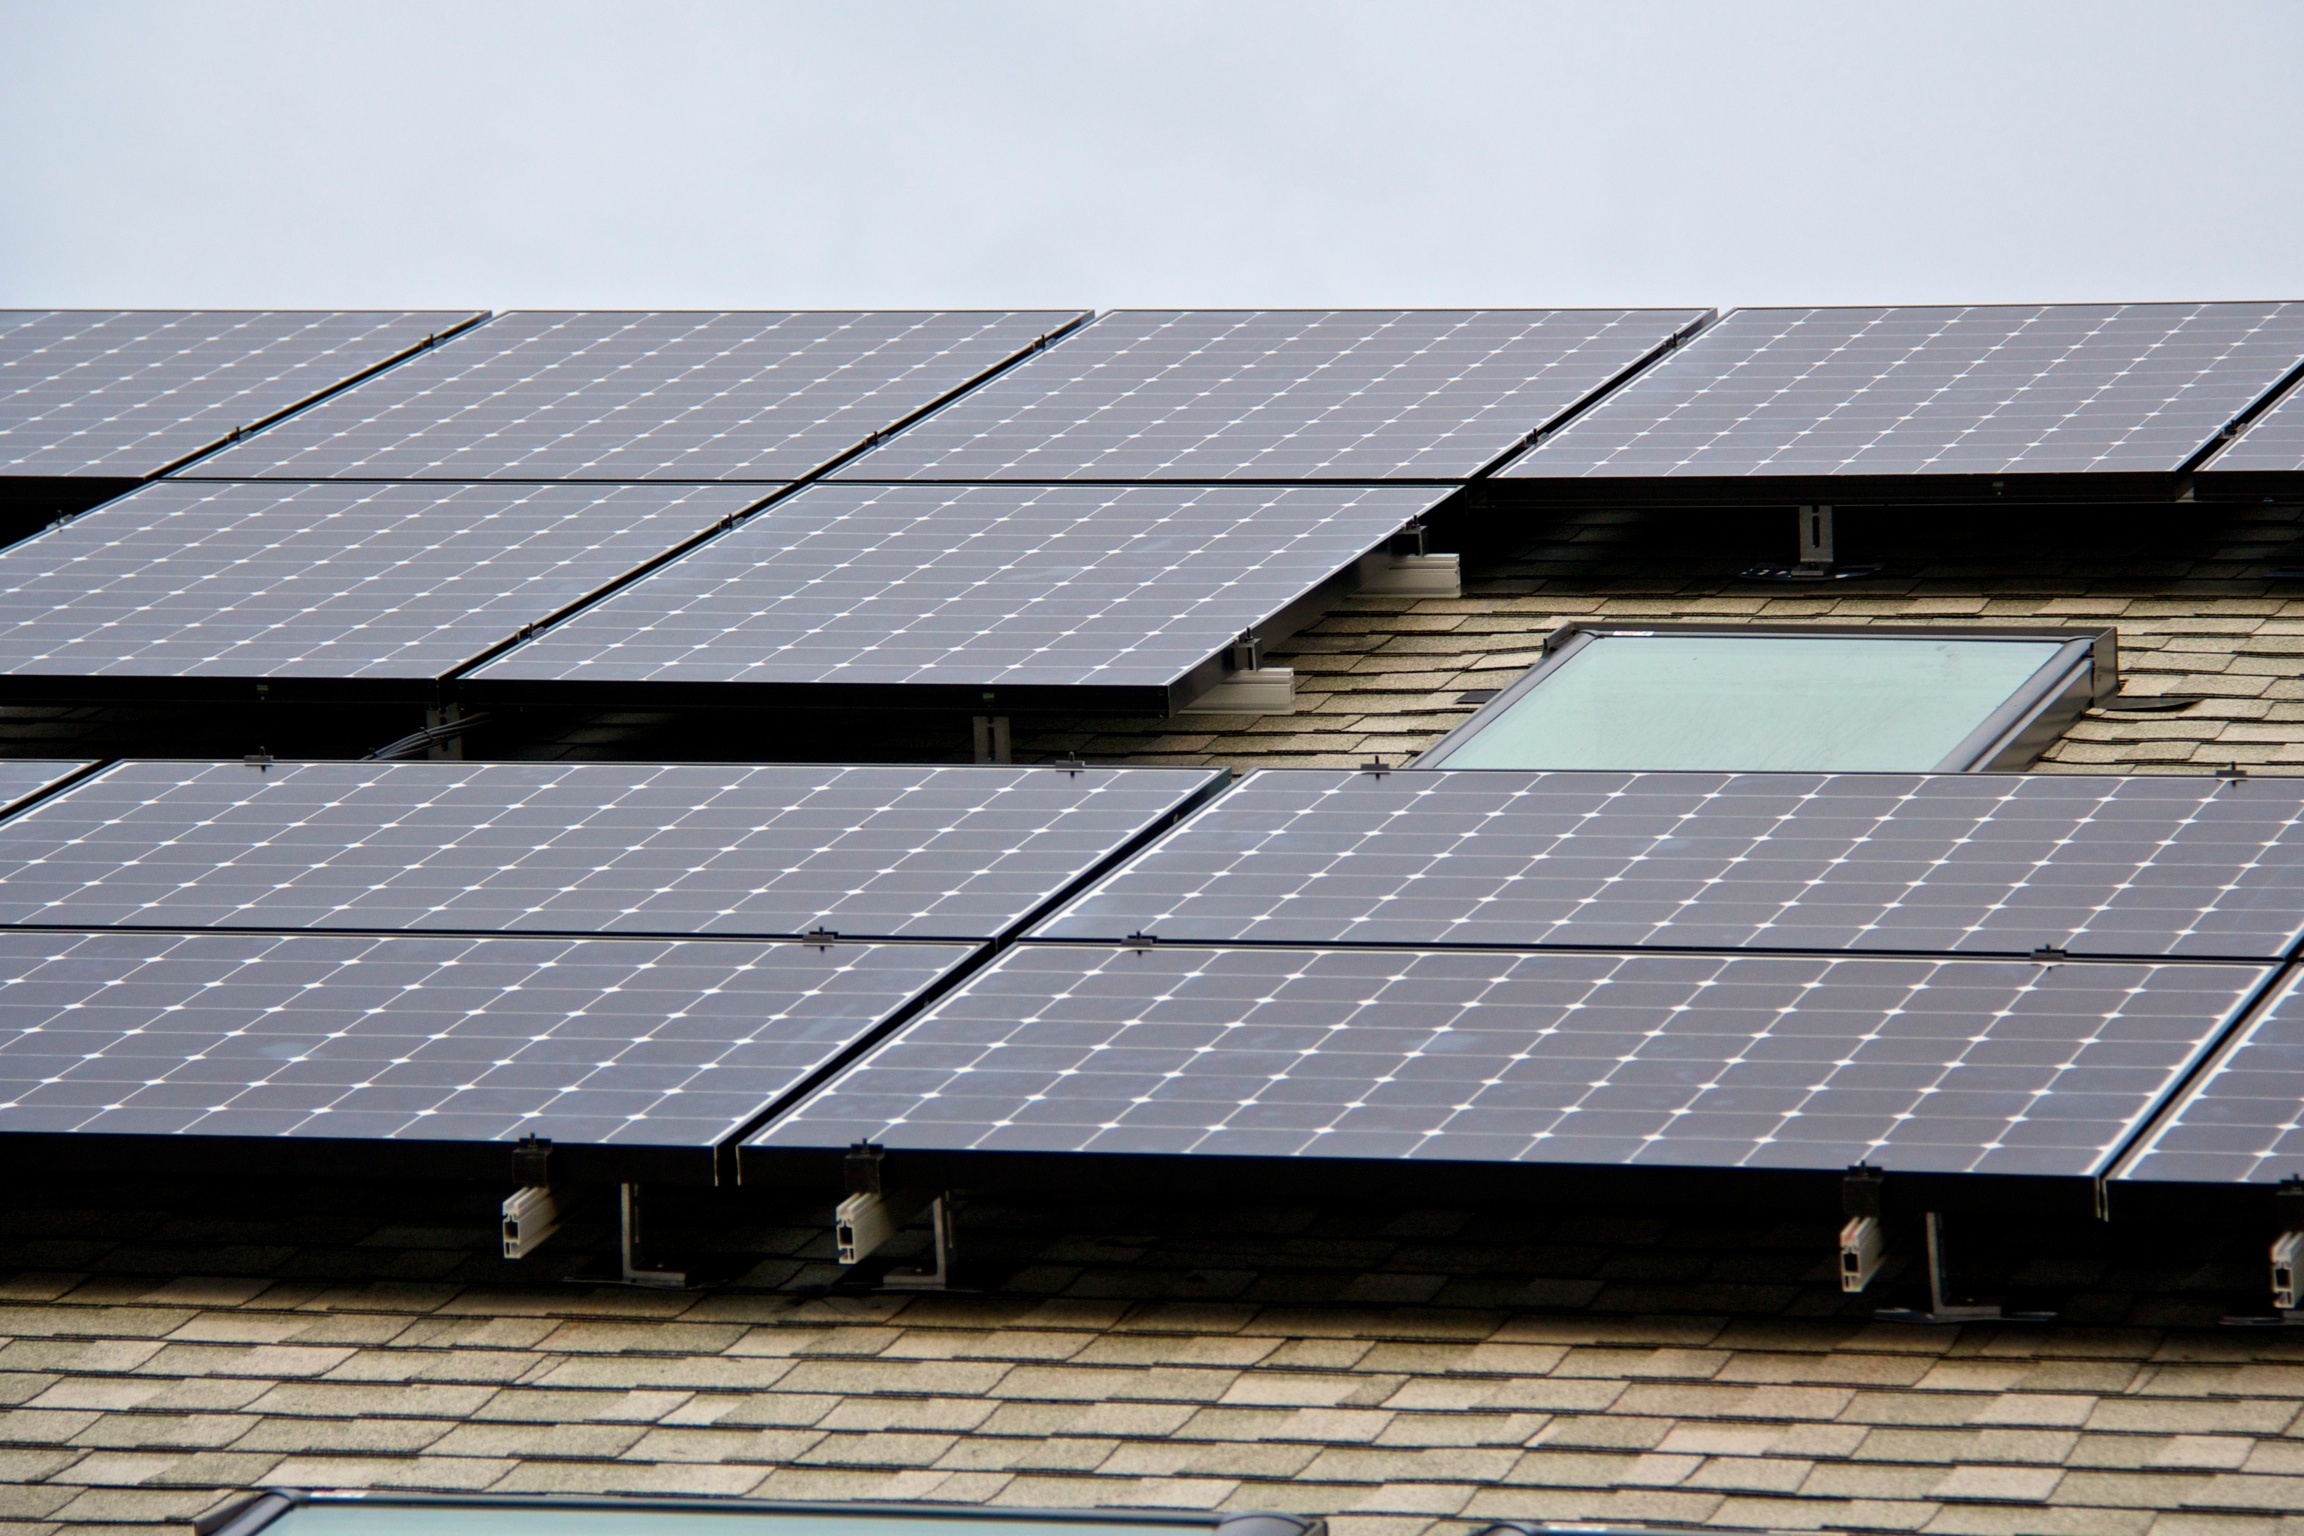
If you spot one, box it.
[1414,621,2118,773]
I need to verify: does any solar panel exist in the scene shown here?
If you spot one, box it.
[1034,770,2304,961]
[467,483,1445,701]
[1502,302,2304,482]
[0,761,1222,941]
[182,311,1086,482]
[748,944,2266,1178]
[829,309,1712,482]
[0,928,970,1150]
[2114,967,2304,1185]
[0,311,481,478]
[0,760,90,815]
[0,480,759,685]
[2202,373,2304,478]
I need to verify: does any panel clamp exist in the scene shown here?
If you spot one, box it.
[1839,1163,1885,1293]
[501,1136,561,1260]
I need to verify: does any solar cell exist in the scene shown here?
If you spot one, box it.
[2115,968,2304,1184]
[0,480,758,686]
[830,309,1712,482]
[749,944,2265,1178]
[0,928,970,1149]
[1502,302,2304,481]
[183,312,1085,482]
[0,311,480,478]
[1034,770,2304,961]
[0,760,1222,941]
[468,483,1445,700]
[2202,372,2304,478]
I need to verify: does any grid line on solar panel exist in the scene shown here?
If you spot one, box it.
[1501,302,2304,480]
[0,480,762,683]
[0,311,481,479]
[2205,370,2304,476]
[0,927,970,1148]
[471,483,1446,689]
[829,309,1712,482]
[1032,770,2304,961]
[749,943,2266,1178]
[2113,967,2304,1184]
[181,312,1086,482]
[0,760,1222,941]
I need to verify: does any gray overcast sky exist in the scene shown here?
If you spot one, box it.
[3,1,2299,312]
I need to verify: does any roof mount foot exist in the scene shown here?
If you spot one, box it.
[617,1182,688,1289]
[1875,1212,2056,1325]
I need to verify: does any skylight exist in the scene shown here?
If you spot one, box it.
[1417,625,2114,773]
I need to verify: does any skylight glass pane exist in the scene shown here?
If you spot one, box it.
[1430,633,2071,772]
[264,1510,1181,1536]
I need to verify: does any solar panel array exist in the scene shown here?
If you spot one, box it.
[0,761,1222,939]
[0,762,1218,1163]
[0,480,758,684]
[0,929,971,1148]
[749,766,2301,1183]
[1503,302,2304,482]
[751,945,2265,1178]
[471,483,1447,696]
[833,309,1713,483]
[186,311,1088,483]
[1031,770,2304,960]
[1,311,480,478]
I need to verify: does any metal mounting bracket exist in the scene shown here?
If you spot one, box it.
[618,1183,688,1289]
[500,1136,561,1260]
[1875,1212,2051,1324]
[971,715,1012,764]
[1839,1163,1885,1293]
[1743,505,1883,582]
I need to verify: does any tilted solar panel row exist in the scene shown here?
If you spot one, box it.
[0,760,2299,1201]
[8,304,2303,718]
[744,768,2304,1196]
[19,304,2304,493]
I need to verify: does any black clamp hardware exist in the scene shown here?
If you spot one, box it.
[1843,1163,1884,1220]
[512,1135,552,1187]
[846,1141,887,1198]
[2030,945,2068,963]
